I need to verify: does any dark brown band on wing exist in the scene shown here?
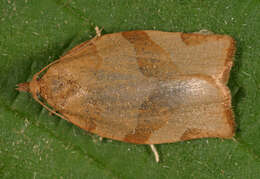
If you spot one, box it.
[122,31,178,79]
[181,33,210,46]
[180,128,207,140]
[124,91,171,144]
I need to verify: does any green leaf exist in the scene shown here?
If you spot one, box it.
[1,0,260,178]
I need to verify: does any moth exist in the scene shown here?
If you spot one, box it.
[17,28,236,162]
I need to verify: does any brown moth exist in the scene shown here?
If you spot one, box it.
[17,29,236,162]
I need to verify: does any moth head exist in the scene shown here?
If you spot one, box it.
[29,74,41,101]
[16,75,41,103]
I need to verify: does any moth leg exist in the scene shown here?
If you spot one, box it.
[99,136,103,141]
[195,29,214,35]
[232,137,237,142]
[95,26,103,38]
[149,144,159,162]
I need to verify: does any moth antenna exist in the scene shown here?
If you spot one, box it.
[149,144,159,162]
[30,61,66,121]
[33,59,61,79]
[33,95,69,122]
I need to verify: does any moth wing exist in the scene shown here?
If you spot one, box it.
[40,30,235,144]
